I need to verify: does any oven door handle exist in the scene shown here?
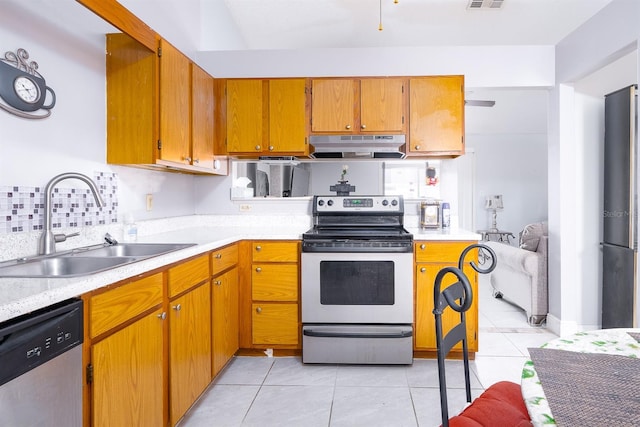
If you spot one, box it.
[303,329,413,339]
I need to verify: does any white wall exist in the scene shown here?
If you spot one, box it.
[550,0,640,334]
[465,89,549,240]
[195,45,554,88]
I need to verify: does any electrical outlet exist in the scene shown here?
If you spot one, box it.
[146,194,153,211]
[239,204,252,212]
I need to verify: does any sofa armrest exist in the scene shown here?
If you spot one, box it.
[484,241,541,275]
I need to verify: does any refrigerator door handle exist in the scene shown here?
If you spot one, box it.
[629,86,638,251]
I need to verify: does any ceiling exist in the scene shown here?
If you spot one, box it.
[221,0,614,50]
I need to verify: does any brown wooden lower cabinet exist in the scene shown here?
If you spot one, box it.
[240,240,301,350]
[212,267,239,376]
[169,282,212,425]
[91,307,165,427]
[414,241,479,354]
[252,302,299,345]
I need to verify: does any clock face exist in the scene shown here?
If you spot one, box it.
[13,76,40,104]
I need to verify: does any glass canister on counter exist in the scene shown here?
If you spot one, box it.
[420,200,441,229]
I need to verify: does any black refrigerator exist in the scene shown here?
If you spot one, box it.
[602,84,638,328]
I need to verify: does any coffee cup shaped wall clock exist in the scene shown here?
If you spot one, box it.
[0,48,56,119]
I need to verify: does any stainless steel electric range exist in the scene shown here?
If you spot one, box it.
[301,195,414,364]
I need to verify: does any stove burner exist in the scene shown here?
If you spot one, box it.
[303,195,413,253]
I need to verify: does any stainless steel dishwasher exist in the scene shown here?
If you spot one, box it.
[0,298,83,426]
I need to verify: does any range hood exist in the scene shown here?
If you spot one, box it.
[309,135,406,159]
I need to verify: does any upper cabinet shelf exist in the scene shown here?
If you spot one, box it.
[407,75,465,157]
[82,1,465,163]
[222,78,309,156]
[310,78,406,135]
[105,34,227,175]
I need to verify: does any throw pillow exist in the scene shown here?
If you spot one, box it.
[519,222,547,251]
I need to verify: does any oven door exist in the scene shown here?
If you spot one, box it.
[301,251,413,324]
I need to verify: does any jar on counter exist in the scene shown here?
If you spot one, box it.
[420,200,441,229]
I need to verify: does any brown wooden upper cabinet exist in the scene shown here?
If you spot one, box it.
[106,34,226,175]
[407,75,465,156]
[310,78,406,134]
[225,78,308,155]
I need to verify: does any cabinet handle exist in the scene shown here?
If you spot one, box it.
[214,280,222,286]
[255,145,261,151]
[256,307,262,314]
[215,253,222,259]
[255,267,262,273]
[193,158,199,164]
[420,244,426,250]
[173,304,182,311]
[345,124,351,130]
[268,145,274,151]
[255,245,262,251]
[361,124,366,130]
[184,156,192,162]
[420,267,427,273]
[414,145,421,150]
[157,312,167,320]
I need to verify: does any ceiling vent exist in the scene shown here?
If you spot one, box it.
[467,0,504,10]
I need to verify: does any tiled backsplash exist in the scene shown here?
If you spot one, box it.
[0,172,118,234]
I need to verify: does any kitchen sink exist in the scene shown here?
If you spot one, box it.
[0,256,138,278]
[0,242,197,278]
[70,243,196,258]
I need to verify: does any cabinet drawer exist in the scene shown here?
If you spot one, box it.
[414,242,474,263]
[168,254,209,297]
[90,273,163,338]
[252,241,299,262]
[252,264,298,301]
[252,303,299,345]
[211,244,238,276]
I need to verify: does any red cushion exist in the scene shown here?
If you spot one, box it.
[445,381,533,427]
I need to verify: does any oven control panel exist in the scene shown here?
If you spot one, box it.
[313,195,403,213]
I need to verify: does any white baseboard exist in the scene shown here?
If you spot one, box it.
[546,313,601,336]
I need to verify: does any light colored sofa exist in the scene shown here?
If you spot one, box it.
[485,222,548,325]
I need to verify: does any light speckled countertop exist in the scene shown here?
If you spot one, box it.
[0,218,479,324]
[407,227,481,241]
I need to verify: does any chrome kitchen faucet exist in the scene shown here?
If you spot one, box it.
[38,172,106,255]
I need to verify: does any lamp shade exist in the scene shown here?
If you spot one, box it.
[485,195,503,210]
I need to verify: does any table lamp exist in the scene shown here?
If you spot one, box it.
[485,195,503,232]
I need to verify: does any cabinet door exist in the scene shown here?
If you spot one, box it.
[191,63,215,170]
[415,262,478,352]
[269,79,308,154]
[360,78,405,133]
[106,33,156,165]
[226,79,263,153]
[92,309,164,427]
[311,79,356,132]
[408,76,464,155]
[252,303,299,345]
[212,268,239,376]
[159,40,191,164]
[169,283,212,425]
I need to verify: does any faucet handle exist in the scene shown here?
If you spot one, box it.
[54,232,80,243]
[104,233,118,245]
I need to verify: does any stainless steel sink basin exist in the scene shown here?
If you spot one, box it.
[0,242,197,278]
[71,243,196,258]
[0,256,137,278]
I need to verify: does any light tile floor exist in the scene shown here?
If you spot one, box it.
[180,275,557,427]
